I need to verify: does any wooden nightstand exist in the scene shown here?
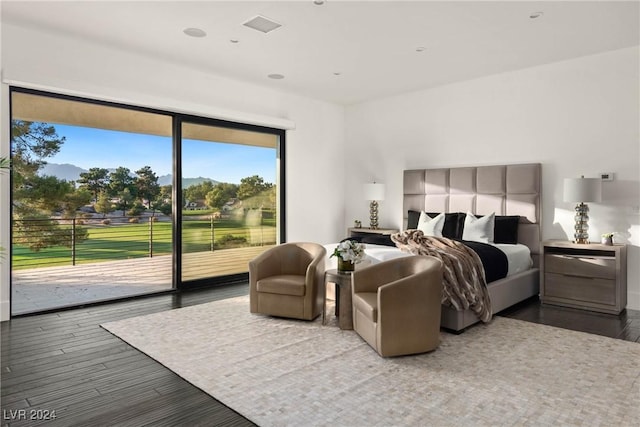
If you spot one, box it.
[541,240,627,314]
[347,227,398,238]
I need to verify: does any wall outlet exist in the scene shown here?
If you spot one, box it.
[599,172,614,181]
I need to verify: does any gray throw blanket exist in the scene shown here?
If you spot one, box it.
[391,230,492,322]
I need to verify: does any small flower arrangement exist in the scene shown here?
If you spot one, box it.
[331,240,366,263]
[601,233,614,239]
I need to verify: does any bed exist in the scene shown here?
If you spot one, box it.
[407,163,541,331]
[327,163,541,332]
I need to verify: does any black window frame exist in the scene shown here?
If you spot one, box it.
[8,86,287,312]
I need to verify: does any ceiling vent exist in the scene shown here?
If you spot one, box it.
[243,15,282,34]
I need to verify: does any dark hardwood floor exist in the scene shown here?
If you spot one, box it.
[499,296,640,342]
[1,284,256,427]
[2,284,639,426]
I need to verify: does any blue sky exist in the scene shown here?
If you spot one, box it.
[48,124,276,184]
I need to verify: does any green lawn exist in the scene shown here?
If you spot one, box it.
[12,217,277,270]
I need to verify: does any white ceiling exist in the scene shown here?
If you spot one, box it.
[2,0,639,105]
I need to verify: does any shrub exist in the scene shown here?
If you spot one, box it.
[128,217,139,224]
[101,219,111,225]
[214,234,247,249]
[150,216,159,222]
[127,202,145,217]
[157,202,172,216]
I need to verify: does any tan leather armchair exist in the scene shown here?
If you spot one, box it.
[352,256,443,357]
[249,242,326,320]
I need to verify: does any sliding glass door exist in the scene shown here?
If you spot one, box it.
[10,89,173,314]
[179,120,283,285]
[9,87,285,315]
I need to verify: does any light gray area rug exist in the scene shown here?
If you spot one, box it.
[101,296,640,427]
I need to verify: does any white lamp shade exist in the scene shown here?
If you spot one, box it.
[563,177,602,203]
[364,183,385,201]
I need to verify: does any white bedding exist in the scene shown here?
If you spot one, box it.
[491,243,533,276]
[323,242,532,278]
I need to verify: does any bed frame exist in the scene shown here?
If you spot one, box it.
[403,163,541,332]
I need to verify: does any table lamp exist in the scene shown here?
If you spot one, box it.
[364,182,385,229]
[563,176,602,244]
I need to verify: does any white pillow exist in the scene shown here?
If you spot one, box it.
[417,212,445,237]
[462,212,495,243]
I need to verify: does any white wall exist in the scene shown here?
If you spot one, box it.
[345,46,640,310]
[0,23,347,321]
[2,22,639,319]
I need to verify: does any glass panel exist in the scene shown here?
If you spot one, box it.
[181,121,279,283]
[10,90,173,315]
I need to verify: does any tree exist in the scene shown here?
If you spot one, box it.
[205,182,238,210]
[60,187,92,219]
[127,201,145,217]
[184,180,215,203]
[10,120,88,250]
[159,184,172,202]
[11,121,64,197]
[11,121,64,170]
[78,167,109,201]
[11,121,69,216]
[94,191,114,218]
[134,166,160,210]
[114,187,135,216]
[237,175,272,200]
[242,186,276,210]
[14,175,75,214]
[156,185,172,216]
[108,167,136,215]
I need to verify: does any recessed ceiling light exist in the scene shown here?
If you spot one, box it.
[243,15,282,34]
[183,27,207,38]
[333,72,341,76]
[230,39,239,44]
[268,74,285,80]
[529,11,544,19]
[313,0,325,5]
[416,46,426,52]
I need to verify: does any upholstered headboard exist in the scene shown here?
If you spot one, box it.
[403,163,542,267]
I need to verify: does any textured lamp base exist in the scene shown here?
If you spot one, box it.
[573,202,590,244]
[369,200,379,229]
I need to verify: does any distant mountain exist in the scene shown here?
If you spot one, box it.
[157,174,172,186]
[40,163,218,188]
[39,163,87,182]
[179,177,221,188]
[158,174,220,188]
